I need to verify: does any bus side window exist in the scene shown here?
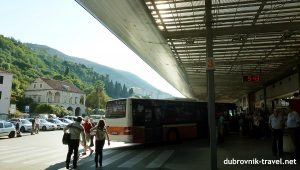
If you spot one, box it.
[154,108,161,121]
[133,103,145,126]
[145,109,152,121]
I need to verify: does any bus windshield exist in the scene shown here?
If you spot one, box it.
[106,99,126,118]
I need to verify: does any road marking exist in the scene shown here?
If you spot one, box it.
[102,150,133,167]
[26,154,65,165]
[4,149,58,163]
[118,150,154,168]
[146,150,174,168]
[26,148,68,164]
[0,147,36,159]
[0,146,18,150]
[45,149,118,166]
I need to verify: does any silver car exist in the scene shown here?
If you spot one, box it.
[59,118,73,124]
[39,119,57,131]
[47,119,68,130]
[8,118,32,132]
[0,120,16,138]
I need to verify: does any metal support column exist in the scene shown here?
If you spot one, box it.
[205,1,217,170]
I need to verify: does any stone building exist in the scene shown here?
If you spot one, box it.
[0,69,13,115]
[25,78,86,116]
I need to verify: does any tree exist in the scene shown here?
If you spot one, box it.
[95,80,104,108]
[114,82,122,98]
[34,104,54,114]
[53,74,64,81]
[64,66,69,76]
[53,105,69,117]
[16,96,36,112]
[128,88,134,97]
[122,84,128,97]
[85,80,110,110]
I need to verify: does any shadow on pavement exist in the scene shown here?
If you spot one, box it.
[45,161,65,170]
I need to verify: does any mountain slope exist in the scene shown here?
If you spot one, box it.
[26,43,172,98]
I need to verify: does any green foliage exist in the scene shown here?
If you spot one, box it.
[15,97,36,112]
[35,104,53,114]
[53,105,69,117]
[0,35,133,112]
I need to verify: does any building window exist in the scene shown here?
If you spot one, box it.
[0,76,3,84]
[34,84,36,88]
[0,91,2,100]
[40,84,42,88]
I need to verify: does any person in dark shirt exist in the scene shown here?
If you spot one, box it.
[31,118,35,135]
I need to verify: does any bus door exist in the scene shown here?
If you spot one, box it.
[144,107,163,143]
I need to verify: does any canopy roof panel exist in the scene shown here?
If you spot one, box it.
[76,0,300,102]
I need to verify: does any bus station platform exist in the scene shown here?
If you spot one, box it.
[163,135,300,170]
[98,134,299,170]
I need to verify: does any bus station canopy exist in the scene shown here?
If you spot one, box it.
[75,0,300,103]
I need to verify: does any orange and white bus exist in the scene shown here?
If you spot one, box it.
[105,98,235,144]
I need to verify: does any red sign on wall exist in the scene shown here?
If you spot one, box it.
[243,75,261,82]
[206,57,215,70]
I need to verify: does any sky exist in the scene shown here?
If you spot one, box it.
[0,0,184,97]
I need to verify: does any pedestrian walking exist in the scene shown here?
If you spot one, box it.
[89,118,96,147]
[286,105,300,160]
[268,109,284,158]
[15,119,22,137]
[82,117,94,156]
[35,116,40,134]
[64,116,86,169]
[90,119,110,168]
[31,117,35,135]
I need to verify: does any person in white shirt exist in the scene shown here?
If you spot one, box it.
[286,106,300,159]
[268,109,284,157]
[64,116,86,169]
[35,116,40,134]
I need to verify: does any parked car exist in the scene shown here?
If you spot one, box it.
[58,118,73,124]
[26,118,34,123]
[64,116,77,121]
[47,119,68,130]
[0,120,16,138]
[39,119,57,131]
[8,118,32,132]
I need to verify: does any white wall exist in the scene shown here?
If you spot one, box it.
[0,72,13,114]
[254,73,299,110]
[266,73,299,99]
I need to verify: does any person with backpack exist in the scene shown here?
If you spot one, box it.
[90,119,110,168]
[64,116,86,169]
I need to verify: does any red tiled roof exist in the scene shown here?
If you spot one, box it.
[41,78,84,94]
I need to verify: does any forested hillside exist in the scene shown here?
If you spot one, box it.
[0,35,133,112]
[27,43,172,99]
